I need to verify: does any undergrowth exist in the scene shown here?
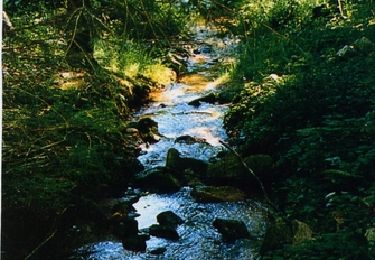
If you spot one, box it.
[223,0,375,258]
[2,1,189,259]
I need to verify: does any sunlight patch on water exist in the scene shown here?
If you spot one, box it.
[138,139,223,169]
[148,83,195,104]
[183,126,222,146]
[73,22,264,260]
[76,188,266,260]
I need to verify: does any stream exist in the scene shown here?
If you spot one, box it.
[72,23,266,260]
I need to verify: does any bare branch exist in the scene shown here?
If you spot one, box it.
[219,140,280,214]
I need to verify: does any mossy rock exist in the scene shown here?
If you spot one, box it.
[122,233,149,252]
[206,154,274,186]
[136,117,161,143]
[188,93,217,106]
[213,219,251,241]
[138,117,158,129]
[190,186,246,203]
[261,218,292,254]
[157,211,183,227]
[166,148,208,174]
[149,224,179,240]
[166,148,180,169]
[175,135,209,145]
[216,90,235,104]
[115,218,139,239]
[135,167,181,193]
[261,218,313,254]
[206,154,246,182]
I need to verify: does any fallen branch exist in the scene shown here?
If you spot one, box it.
[24,207,70,260]
[24,230,57,260]
[219,140,280,214]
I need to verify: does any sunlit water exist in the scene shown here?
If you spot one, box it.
[73,23,266,260]
[75,188,265,260]
[137,99,228,168]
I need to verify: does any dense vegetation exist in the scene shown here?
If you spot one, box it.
[2,1,190,259]
[2,0,375,259]
[222,0,375,258]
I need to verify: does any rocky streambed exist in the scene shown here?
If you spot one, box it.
[71,23,267,259]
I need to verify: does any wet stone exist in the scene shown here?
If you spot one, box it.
[188,93,217,107]
[122,234,149,252]
[136,117,161,143]
[157,211,183,227]
[175,135,209,145]
[134,166,181,193]
[193,45,213,54]
[191,186,246,203]
[116,218,139,238]
[166,148,208,174]
[149,247,167,254]
[149,224,180,241]
[213,219,251,242]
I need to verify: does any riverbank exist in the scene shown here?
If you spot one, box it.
[3,1,375,259]
[2,2,189,259]
[220,1,375,258]
[68,21,269,259]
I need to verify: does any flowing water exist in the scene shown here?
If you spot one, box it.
[73,24,266,260]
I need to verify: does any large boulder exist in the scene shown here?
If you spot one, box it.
[166,148,208,174]
[213,219,251,241]
[175,135,209,145]
[206,154,274,187]
[261,218,313,254]
[190,186,246,203]
[148,211,183,241]
[261,217,292,254]
[183,169,204,187]
[157,211,183,227]
[135,167,181,193]
[166,148,180,169]
[114,218,139,238]
[149,224,180,240]
[122,233,150,252]
[135,117,161,143]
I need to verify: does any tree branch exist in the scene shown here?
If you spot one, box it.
[219,140,281,214]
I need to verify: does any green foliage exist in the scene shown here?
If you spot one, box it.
[2,1,189,258]
[264,231,370,259]
[94,37,174,85]
[3,0,190,208]
[223,0,375,258]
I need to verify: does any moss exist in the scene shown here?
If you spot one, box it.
[191,186,246,203]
